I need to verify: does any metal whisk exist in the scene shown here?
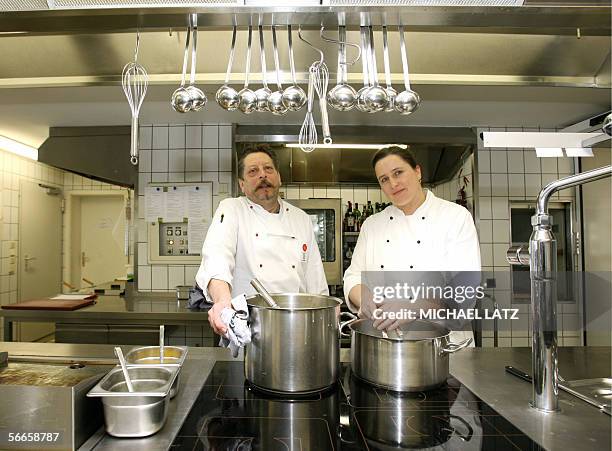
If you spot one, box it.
[299,67,317,152]
[298,27,332,152]
[122,31,148,166]
[311,60,331,144]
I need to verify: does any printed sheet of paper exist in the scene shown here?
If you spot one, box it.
[145,186,165,222]
[185,184,211,220]
[165,186,186,222]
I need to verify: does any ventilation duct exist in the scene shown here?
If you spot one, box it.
[38,126,137,188]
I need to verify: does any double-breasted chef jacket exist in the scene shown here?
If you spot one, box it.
[343,190,481,307]
[196,196,329,301]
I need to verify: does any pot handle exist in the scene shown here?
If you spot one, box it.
[440,337,473,355]
[447,414,474,442]
[339,311,357,338]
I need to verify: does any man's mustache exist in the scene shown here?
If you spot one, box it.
[257,180,274,189]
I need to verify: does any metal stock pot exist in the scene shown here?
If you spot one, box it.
[245,293,342,394]
[342,318,472,392]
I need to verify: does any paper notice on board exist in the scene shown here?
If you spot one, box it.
[145,186,165,222]
[186,185,210,220]
[188,219,208,254]
[165,186,186,222]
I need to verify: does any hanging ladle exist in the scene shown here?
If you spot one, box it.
[363,26,389,113]
[268,25,288,115]
[114,347,134,392]
[185,14,207,111]
[382,26,397,113]
[171,24,192,113]
[324,26,360,112]
[282,25,307,111]
[238,25,257,114]
[395,25,421,115]
[356,27,371,113]
[250,278,280,308]
[216,25,240,111]
[254,25,271,112]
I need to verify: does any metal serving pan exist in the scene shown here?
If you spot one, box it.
[87,365,179,437]
[124,346,187,398]
[124,345,188,366]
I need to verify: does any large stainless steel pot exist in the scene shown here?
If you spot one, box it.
[245,293,342,394]
[343,319,471,392]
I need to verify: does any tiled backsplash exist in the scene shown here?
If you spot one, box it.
[135,124,233,292]
[475,127,579,348]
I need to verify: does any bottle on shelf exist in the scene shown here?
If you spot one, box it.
[344,201,353,232]
[353,203,361,232]
[367,200,374,217]
[360,203,367,229]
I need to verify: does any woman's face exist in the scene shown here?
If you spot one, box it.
[374,154,422,210]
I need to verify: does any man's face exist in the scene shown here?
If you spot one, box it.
[238,152,282,204]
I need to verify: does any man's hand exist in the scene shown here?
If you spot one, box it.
[207,279,233,336]
[208,299,232,335]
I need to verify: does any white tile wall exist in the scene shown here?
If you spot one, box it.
[136,124,233,292]
[475,126,578,348]
[0,147,131,341]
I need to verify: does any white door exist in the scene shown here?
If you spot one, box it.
[18,181,62,342]
[80,195,127,288]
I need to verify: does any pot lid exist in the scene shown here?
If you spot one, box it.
[349,319,450,341]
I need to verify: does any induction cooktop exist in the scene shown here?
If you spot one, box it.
[171,362,540,450]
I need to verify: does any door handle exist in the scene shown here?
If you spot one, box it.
[24,255,36,271]
[81,252,88,267]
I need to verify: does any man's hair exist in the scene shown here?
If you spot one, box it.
[371,145,418,169]
[237,144,279,180]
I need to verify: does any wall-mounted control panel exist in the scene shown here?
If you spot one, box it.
[145,182,213,264]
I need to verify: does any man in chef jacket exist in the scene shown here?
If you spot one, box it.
[196,145,329,335]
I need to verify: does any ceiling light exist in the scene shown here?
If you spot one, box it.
[535,148,563,158]
[565,148,593,157]
[285,143,408,151]
[0,136,38,161]
[482,131,602,149]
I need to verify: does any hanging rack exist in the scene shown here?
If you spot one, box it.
[319,26,361,66]
[298,25,324,66]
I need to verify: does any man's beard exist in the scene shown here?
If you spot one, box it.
[255,180,277,200]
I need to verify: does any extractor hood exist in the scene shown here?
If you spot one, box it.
[235,125,474,185]
[38,126,137,188]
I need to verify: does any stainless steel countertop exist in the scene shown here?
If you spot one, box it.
[449,346,611,450]
[0,295,207,324]
[2,342,609,450]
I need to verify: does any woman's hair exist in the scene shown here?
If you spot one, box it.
[371,146,418,169]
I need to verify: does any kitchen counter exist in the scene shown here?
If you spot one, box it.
[450,346,611,450]
[0,342,609,450]
[0,293,208,342]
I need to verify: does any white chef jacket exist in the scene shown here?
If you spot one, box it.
[196,196,329,301]
[343,190,481,342]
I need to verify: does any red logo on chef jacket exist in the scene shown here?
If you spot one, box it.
[301,243,308,262]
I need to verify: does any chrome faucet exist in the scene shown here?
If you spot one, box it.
[508,165,612,412]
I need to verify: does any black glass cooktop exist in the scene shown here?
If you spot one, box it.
[171,362,540,450]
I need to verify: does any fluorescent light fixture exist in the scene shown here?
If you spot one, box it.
[535,148,563,158]
[285,143,408,150]
[565,147,593,157]
[482,131,597,149]
[0,136,38,160]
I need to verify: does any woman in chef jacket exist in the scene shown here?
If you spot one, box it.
[343,146,481,337]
